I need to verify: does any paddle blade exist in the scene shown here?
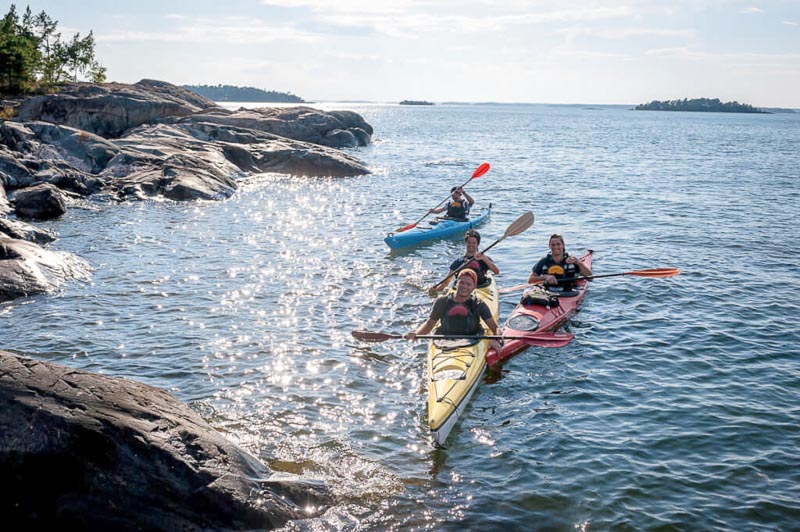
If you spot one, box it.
[498,283,534,295]
[472,162,491,179]
[627,268,681,278]
[395,222,418,233]
[517,332,573,348]
[352,331,398,342]
[503,211,534,238]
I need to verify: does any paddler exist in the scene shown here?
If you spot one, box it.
[431,229,499,293]
[405,269,502,351]
[452,229,499,286]
[528,233,593,291]
[427,186,474,220]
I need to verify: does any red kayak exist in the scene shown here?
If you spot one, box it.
[488,251,593,367]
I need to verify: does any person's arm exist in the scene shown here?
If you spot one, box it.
[429,205,446,214]
[576,259,592,279]
[480,308,504,353]
[461,189,475,206]
[567,255,593,280]
[405,298,446,339]
[404,317,437,340]
[485,316,500,336]
[528,259,553,284]
[433,258,465,292]
[476,253,499,275]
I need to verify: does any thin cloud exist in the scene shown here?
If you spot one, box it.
[259,0,425,14]
[645,47,800,67]
[553,48,632,60]
[97,17,320,44]
[315,6,632,39]
[739,7,765,14]
[557,26,695,40]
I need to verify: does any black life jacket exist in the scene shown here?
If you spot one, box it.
[446,200,469,220]
[540,253,579,290]
[436,295,482,335]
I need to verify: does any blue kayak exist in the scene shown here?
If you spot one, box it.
[384,205,491,249]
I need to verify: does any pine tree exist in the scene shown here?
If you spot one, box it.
[0,3,106,96]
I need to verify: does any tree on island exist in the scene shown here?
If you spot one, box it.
[399,100,434,105]
[0,4,106,95]
[634,98,768,114]
[183,84,305,103]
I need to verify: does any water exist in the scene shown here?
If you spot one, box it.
[3,103,799,529]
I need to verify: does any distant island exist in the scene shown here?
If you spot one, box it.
[183,84,304,103]
[399,100,434,106]
[634,98,769,114]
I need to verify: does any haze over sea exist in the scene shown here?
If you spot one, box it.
[2,102,798,529]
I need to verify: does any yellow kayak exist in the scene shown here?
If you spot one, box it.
[427,273,499,446]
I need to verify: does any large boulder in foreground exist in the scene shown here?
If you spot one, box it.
[0,352,331,530]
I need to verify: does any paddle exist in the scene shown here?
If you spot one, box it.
[498,267,682,294]
[395,162,490,233]
[351,330,573,348]
[427,210,535,296]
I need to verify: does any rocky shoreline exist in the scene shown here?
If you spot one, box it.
[0,79,374,528]
[1,78,372,301]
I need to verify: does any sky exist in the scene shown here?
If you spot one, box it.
[9,0,800,107]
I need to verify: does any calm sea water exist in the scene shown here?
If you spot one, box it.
[3,103,799,530]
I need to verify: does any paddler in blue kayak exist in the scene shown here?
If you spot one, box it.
[427,186,474,220]
[528,233,593,291]
[405,269,502,351]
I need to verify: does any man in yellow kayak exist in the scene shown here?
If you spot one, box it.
[528,233,593,291]
[430,229,499,293]
[405,269,502,351]
[451,229,499,286]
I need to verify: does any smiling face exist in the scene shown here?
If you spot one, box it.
[455,273,476,298]
[465,236,479,255]
[548,234,565,260]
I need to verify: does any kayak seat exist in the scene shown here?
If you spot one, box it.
[432,368,467,381]
[505,314,540,332]
[433,337,480,350]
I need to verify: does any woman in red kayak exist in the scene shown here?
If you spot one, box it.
[528,233,593,290]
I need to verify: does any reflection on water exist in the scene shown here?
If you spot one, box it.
[2,105,799,529]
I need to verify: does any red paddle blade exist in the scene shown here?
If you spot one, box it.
[472,162,490,178]
[395,222,418,233]
[518,332,573,348]
[628,268,681,278]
